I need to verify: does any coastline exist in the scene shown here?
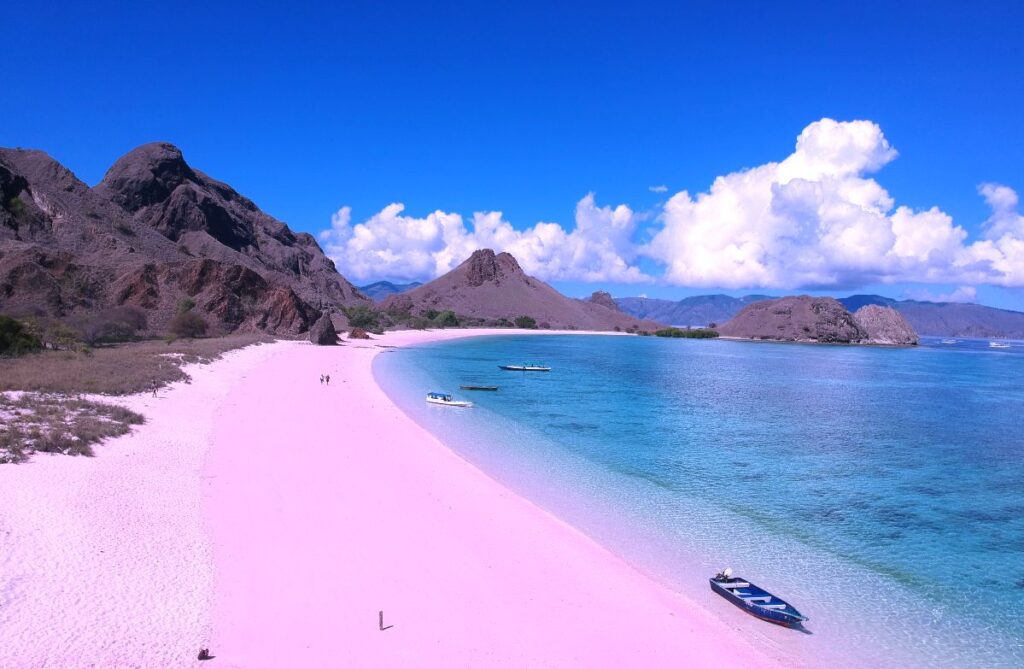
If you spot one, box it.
[1,329,782,668]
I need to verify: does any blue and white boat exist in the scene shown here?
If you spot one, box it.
[425,392,473,408]
[710,569,808,627]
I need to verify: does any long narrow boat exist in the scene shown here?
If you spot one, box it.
[460,385,499,391]
[425,392,473,408]
[709,569,808,627]
[498,364,551,372]
[989,341,1011,349]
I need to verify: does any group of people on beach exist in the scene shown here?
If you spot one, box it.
[320,374,331,386]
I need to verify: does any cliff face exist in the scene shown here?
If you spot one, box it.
[382,249,660,331]
[0,143,368,335]
[586,291,620,312]
[852,305,919,345]
[717,296,917,345]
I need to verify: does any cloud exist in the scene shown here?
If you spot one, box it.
[649,185,668,193]
[320,118,1024,291]
[319,194,651,284]
[645,119,1024,289]
[904,285,978,303]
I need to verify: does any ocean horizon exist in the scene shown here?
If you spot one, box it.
[376,334,1024,669]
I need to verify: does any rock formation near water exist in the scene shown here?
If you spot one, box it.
[308,312,339,345]
[716,296,917,345]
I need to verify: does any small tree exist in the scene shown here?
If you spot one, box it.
[178,297,196,314]
[514,315,537,329]
[0,315,42,356]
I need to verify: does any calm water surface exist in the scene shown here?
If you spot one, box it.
[375,334,1024,668]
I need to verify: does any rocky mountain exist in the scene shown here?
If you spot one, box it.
[616,294,771,326]
[839,295,1024,339]
[585,291,620,311]
[0,143,369,335]
[852,304,918,345]
[716,296,918,345]
[620,292,1024,339]
[382,249,661,331]
[358,280,423,301]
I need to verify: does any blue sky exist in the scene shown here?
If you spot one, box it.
[3,1,1022,307]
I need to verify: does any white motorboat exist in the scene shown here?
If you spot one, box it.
[426,392,473,407]
[989,341,1011,349]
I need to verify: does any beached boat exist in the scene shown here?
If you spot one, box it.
[989,341,1011,349]
[425,392,473,408]
[941,339,958,344]
[460,385,499,391]
[710,569,808,628]
[498,364,551,372]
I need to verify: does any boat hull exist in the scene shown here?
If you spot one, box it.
[709,578,807,628]
[498,365,550,372]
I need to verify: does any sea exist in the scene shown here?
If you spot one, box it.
[374,334,1024,668]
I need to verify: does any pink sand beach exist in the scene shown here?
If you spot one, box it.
[0,330,784,668]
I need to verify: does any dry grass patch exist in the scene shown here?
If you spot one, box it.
[0,394,145,463]
[0,334,272,395]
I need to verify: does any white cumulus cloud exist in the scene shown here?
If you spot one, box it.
[319,194,650,284]
[645,118,1024,289]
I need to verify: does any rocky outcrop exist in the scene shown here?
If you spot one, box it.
[587,291,619,312]
[382,249,661,331]
[852,305,918,345]
[308,312,339,345]
[0,143,369,335]
[717,296,918,345]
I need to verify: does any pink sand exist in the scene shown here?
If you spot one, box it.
[1,330,784,668]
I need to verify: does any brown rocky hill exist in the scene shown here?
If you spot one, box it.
[717,296,918,345]
[382,249,661,331]
[0,143,368,335]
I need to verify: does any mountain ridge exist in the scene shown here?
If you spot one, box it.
[0,143,369,335]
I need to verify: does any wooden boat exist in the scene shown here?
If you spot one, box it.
[710,569,808,627]
[460,385,499,391]
[498,364,551,372]
[425,392,473,408]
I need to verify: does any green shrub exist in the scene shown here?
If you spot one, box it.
[177,297,196,314]
[514,315,537,329]
[434,310,459,328]
[343,305,382,331]
[169,311,208,338]
[654,327,719,339]
[0,315,42,357]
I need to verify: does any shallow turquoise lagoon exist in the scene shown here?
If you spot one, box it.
[375,334,1024,668]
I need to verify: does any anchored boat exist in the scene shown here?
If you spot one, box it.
[460,385,499,391]
[425,392,473,408]
[989,341,1011,349]
[710,569,808,627]
[498,363,551,372]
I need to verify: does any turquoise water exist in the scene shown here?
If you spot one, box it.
[374,335,1024,668]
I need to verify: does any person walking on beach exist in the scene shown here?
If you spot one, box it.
[320,374,324,385]
[326,374,331,386]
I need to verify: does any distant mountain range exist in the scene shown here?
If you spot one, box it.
[1,142,369,335]
[357,280,422,301]
[617,294,1024,339]
[383,249,659,331]
[615,294,771,327]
